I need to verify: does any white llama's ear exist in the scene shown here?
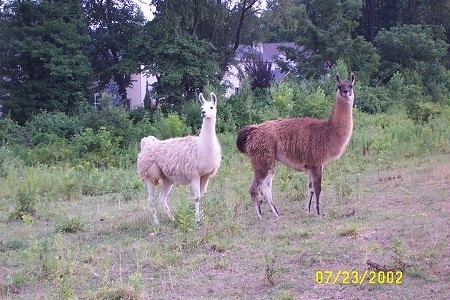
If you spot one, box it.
[210,92,217,106]
[198,93,206,104]
[350,72,355,84]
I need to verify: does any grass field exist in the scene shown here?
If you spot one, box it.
[1,133,449,299]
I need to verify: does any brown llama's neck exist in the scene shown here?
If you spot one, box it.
[328,92,354,130]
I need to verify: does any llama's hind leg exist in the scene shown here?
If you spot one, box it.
[261,170,280,218]
[306,166,323,215]
[159,179,175,221]
[144,179,159,225]
[249,176,263,219]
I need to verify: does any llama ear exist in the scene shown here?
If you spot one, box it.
[350,72,355,84]
[335,74,340,83]
[198,93,206,105]
[210,92,217,106]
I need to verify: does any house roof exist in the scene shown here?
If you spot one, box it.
[235,42,298,63]
[261,42,297,62]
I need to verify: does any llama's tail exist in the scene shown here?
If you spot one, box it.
[236,125,255,153]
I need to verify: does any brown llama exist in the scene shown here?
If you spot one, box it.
[236,73,355,219]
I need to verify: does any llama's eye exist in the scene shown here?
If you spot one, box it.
[210,106,213,109]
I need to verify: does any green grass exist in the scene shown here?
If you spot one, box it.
[1,113,450,299]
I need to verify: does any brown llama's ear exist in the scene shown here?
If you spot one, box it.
[336,73,341,83]
[350,72,355,84]
[198,93,206,104]
[210,92,217,106]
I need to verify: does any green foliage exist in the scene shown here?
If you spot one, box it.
[150,111,191,139]
[375,24,449,101]
[406,101,443,124]
[356,85,391,114]
[174,199,196,234]
[128,272,144,294]
[0,117,22,145]
[85,0,146,105]
[140,29,220,109]
[55,216,84,234]
[282,0,379,80]
[71,127,122,168]
[224,80,263,129]
[0,0,92,124]
[9,184,37,220]
[24,111,78,146]
[294,86,331,119]
[269,81,295,118]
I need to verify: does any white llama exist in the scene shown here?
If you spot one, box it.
[137,93,221,224]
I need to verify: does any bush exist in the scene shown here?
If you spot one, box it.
[70,127,122,168]
[293,86,331,119]
[24,111,77,146]
[0,117,23,146]
[355,85,391,114]
[9,183,37,220]
[55,216,84,233]
[150,111,191,139]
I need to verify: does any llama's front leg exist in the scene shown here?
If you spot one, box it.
[306,166,323,215]
[191,177,202,223]
[159,179,175,221]
[145,179,159,225]
[261,170,280,218]
[199,175,209,196]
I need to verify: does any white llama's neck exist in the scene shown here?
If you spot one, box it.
[199,117,219,152]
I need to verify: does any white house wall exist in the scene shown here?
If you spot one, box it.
[127,72,157,109]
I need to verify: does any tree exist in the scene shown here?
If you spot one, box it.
[133,0,264,109]
[375,24,449,101]
[149,0,265,71]
[0,0,92,124]
[245,58,274,90]
[358,0,450,44]
[136,23,220,109]
[83,0,146,107]
[260,0,303,42]
[276,0,379,82]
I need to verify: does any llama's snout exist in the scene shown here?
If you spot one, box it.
[339,88,352,98]
[201,110,206,118]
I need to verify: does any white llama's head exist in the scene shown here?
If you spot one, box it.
[140,136,159,149]
[198,92,218,120]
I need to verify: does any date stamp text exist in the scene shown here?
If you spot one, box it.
[315,270,403,285]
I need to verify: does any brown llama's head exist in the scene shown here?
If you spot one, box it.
[336,73,355,99]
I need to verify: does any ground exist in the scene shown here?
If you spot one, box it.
[1,154,449,299]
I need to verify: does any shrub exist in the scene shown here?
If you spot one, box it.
[0,116,23,146]
[70,127,122,168]
[24,111,77,146]
[355,85,391,114]
[151,111,191,139]
[269,81,295,118]
[9,183,37,220]
[55,216,84,233]
[293,86,331,119]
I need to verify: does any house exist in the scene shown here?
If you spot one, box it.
[126,69,157,109]
[221,42,298,97]
[123,42,298,107]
